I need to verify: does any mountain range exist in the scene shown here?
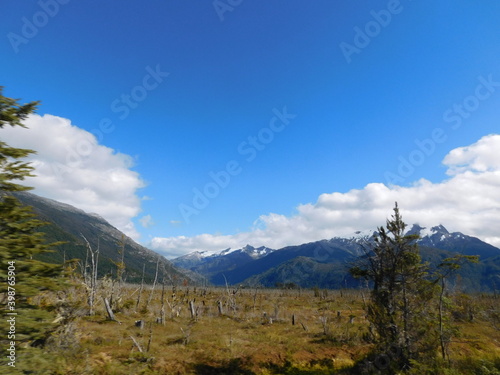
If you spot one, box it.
[172,225,500,292]
[8,190,500,292]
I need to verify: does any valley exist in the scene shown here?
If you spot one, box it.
[4,191,500,374]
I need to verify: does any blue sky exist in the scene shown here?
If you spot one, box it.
[2,1,500,257]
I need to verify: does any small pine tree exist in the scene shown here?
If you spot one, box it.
[435,254,479,363]
[0,88,63,352]
[350,203,438,373]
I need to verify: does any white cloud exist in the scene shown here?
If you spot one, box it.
[139,214,155,228]
[151,134,500,258]
[1,114,145,239]
[443,133,500,175]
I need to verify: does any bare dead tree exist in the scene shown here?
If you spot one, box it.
[222,275,238,316]
[217,300,224,316]
[147,322,153,352]
[147,256,160,308]
[165,284,181,319]
[81,239,89,281]
[159,273,166,325]
[252,287,259,314]
[130,335,143,353]
[81,234,99,315]
[117,234,126,284]
[189,300,196,320]
[103,296,120,323]
[136,263,146,312]
[110,234,127,311]
[320,315,330,335]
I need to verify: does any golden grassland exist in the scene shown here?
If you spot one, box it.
[8,285,500,374]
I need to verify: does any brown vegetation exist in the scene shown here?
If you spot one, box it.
[12,281,500,375]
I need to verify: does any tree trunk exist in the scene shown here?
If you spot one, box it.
[136,263,145,311]
[189,300,196,320]
[147,256,160,308]
[103,297,117,322]
[130,335,143,352]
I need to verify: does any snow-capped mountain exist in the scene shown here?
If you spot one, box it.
[409,224,500,259]
[172,224,500,291]
[171,244,275,279]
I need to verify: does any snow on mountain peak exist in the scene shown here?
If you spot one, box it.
[409,224,471,247]
[353,229,376,240]
[178,244,275,260]
[408,224,450,239]
[418,226,435,238]
[430,224,449,235]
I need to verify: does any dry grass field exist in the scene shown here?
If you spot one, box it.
[9,282,500,375]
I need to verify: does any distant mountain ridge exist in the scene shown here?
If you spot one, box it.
[11,191,193,283]
[172,245,275,284]
[410,224,500,259]
[11,189,499,291]
[173,225,500,292]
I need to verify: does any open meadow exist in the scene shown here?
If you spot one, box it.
[12,283,500,375]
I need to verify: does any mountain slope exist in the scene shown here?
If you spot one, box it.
[173,225,500,291]
[172,245,274,284]
[197,238,363,286]
[11,191,192,283]
[411,224,500,259]
[243,256,355,289]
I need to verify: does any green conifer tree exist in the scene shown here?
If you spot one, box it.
[350,203,438,373]
[0,87,63,354]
